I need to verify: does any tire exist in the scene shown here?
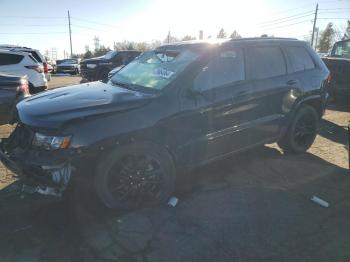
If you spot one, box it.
[98,68,110,83]
[94,142,176,209]
[278,105,319,154]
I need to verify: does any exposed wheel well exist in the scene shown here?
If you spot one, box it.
[302,99,323,118]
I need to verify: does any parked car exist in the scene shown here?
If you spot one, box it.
[0,45,51,81]
[0,73,30,124]
[0,49,47,93]
[55,58,80,75]
[80,50,140,82]
[0,38,329,209]
[322,39,350,102]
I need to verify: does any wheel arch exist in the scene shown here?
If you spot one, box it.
[293,95,324,119]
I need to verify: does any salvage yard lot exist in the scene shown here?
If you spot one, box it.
[0,76,349,261]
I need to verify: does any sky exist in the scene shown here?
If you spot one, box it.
[0,0,349,58]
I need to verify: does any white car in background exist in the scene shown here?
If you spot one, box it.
[0,49,47,94]
[0,45,51,81]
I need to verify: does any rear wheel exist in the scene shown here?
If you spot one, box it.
[278,105,319,153]
[95,143,176,209]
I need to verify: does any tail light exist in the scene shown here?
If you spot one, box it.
[25,65,43,73]
[43,63,48,73]
[18,79,29,95]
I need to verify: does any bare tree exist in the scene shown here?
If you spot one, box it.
[317,23,335,53]
[230,30,241,39]
[217,28,227,38]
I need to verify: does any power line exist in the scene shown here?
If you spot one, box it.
[260,12,314,27]
[0,16,65,19]
[260,10,314,25]
[72,24,108,32]
[0,32,67,34]
[318,17,350,19]
[318,10,350,13]
[0,24,66,27]
[266,3,315,17]
[319,8,350,10]
[262,19,312,30]
[71,17,121,29]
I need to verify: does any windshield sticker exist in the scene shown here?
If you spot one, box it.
[153,68,175,79]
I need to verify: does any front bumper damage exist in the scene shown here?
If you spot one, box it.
[0,138,73,198]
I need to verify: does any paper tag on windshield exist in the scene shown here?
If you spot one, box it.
[154,68,175,79]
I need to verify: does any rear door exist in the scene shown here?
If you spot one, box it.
[243,44,291,145]
[282,45,318,93]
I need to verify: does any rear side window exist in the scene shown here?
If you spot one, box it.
[28,55,38,63]
[0,53,24,65]
[247,46,286,79]
[29,51,43,63]
[284,46,315,72]
[194,48,245,91]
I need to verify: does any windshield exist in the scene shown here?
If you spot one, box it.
[103,51,117,59]
[331,40,350,59]
[111,49,199,90]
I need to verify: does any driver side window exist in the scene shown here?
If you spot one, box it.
[194,48,245,91]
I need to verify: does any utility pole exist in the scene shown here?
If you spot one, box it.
[68,10,73,58]
[199,30,203,40]
[93,36,100,51]
[315,27,319,50]
[167,31,170,43]
[311,3,318,49]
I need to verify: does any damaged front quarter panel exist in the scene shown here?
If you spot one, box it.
[0,133,79,198]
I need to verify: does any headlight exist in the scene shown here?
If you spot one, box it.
[32,133,71,150]
[86,64,97,69]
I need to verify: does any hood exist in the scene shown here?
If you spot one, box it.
[80,57,107,64]
[17,81,154,129]
[57,62,78,66]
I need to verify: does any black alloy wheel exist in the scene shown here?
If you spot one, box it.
[95,143,176,209]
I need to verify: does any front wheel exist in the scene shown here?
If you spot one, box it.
[94,143,176,210]
[278,105,319,154]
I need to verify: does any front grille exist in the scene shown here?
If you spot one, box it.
[7,124,34,151]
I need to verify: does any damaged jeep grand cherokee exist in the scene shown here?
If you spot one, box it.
[0,38,329,209]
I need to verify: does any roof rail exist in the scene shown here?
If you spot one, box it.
[229,37,298,41]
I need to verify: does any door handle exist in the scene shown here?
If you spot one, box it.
[286,79,299,86]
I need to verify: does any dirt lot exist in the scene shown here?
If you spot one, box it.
[48,75,82,89]
[0,76,349,261]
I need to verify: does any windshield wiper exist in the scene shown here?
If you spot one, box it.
[111,80,135,91]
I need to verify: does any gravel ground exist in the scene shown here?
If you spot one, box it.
[0,76,349,261]
[48,75,82,89]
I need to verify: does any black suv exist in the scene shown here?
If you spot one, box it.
[322,39,350,101]
[0,38,329,209]
[80,50,141,82]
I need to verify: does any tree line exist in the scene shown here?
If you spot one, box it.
[73,28,242,59]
